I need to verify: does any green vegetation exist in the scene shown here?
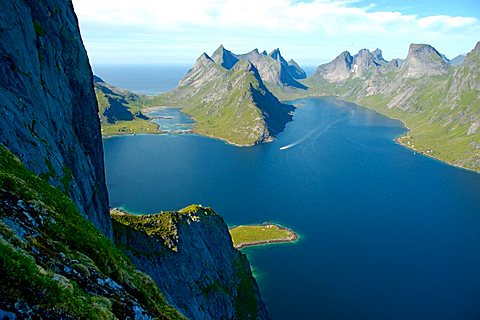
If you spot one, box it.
[95,80,163,136]
[33,20,45,37]
[110,205,217,251]
[229,224,298,249]
[101,118,161,136]
[233,253,259,319]
[0,146,182,319]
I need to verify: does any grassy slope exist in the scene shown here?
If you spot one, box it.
[183,68,267,146]
[95,84,162,136]
[0,146,182,319]
[154,63,269,146]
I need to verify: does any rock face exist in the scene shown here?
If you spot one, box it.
[399,44,449,78]
[211,45,239,70]
[351,48,387,77]
[112,205,269,320]
[163,51,294,146]
[450,54,466,67]
[235,48,306,88]
[0,0,111,237]
[287,59,307,79]
[316,48,388,82]
[316,51,354,82]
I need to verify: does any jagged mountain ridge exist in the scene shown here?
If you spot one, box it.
[211,45,307,88]
[301,42,480,170]
[161,50,294,146]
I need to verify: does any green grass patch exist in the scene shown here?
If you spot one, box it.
[229,224,298,249]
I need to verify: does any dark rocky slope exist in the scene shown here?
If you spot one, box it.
[112,206,268,320]
[0,0,110,236]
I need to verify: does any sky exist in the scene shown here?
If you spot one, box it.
[72,0,480,67]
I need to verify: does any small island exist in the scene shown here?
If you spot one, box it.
[229,223,299,249]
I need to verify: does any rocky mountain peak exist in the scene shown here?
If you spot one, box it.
[270,48,284,61]
[287,59,307,79]
[179,52,223,88]
[400,43,449,78]
[450,55,466,67]
[315,51,353,82]
[212,45,239,69]
[474,41,480,52]
[351,48,387,76]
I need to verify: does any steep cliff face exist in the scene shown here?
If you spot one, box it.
[0,0,111,237]
[316,51,353,83]
[399,44,449,78]
[111,206,269,320]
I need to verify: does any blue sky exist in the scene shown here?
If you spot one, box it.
[72,0,480,67]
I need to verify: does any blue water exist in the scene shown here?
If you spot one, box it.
[92,64,190,95]
[146,108,194,133]
[104,96,480,319]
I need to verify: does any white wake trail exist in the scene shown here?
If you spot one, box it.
[279,118,344,151]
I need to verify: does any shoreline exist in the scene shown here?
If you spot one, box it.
[230,223,299,250]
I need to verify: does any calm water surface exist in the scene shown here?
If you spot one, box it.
[104,97,480,320]
[93,64,190,95]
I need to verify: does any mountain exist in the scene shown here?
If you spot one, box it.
[0,1,268,318]
[211,44,239,69]
[211,46,307,89]
[399,44,449,78]
[94,76,161,135]
[161,51,295,146]
[450,54,466,67]
[287,59,307,79]
[315,51,354,82]
[302,42,480,171]
[236,48,307,88]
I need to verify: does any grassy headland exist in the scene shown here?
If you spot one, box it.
[229,224,299,249]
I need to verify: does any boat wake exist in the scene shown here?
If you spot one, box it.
[279,118,344,151]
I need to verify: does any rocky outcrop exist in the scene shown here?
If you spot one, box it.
[287,59,307,79]
[399,44,449,78]
[211,45,239,70]
[112,205,269,320]
[351,48,387,77]
[0,0,111,237]
[209,46,307,89]
[235,48,306,88]
[316,51,354,83]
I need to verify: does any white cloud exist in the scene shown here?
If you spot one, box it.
[72,0,478,33]
[72,0,480,65]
